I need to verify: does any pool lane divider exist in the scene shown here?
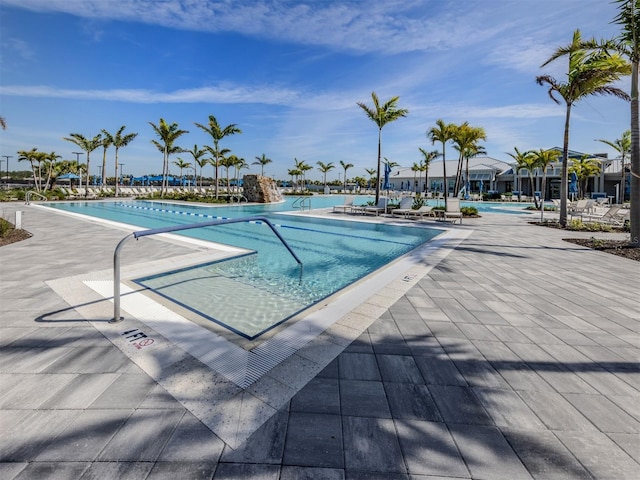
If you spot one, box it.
[116,203,413,246]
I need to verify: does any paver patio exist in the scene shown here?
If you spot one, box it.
[1,201,638,479]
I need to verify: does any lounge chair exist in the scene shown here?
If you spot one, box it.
[442,198,463,224]
[405,205,434,220]
[333,195,355,213]
[582,205,627,226]
[361,196,388,216]
[391,197,414,217]
[569,199,594,218]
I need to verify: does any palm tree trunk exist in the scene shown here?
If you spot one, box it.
[442,144,448,209]
[630,60,639,245]
[530,175,538,208]
[85,153,91,198]
[114,149,120,197]
[559,104,572,227]
[375,128,382,204]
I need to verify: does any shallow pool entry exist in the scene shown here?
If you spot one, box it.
[134,253,311,339]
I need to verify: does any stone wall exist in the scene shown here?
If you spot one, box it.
[243,174,283,203]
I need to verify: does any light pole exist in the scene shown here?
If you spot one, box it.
[119,164,125,187]
[1,155,12,184]
[97,165,103,186]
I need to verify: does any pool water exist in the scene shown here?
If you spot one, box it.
[45,198,441,338]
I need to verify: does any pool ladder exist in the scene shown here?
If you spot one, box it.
[292,196,311,211]
[25,191,48,205]
[110,215,303,323]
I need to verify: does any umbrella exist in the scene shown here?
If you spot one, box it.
[57,173,80,180]
[383,162,391,190]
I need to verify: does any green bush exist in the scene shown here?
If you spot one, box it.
[412,193,424,209]
[567,219,612,232]
[460,206,478,216]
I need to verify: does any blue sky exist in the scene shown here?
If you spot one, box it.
[0,0,631,180]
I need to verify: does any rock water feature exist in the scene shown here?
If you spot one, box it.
[243,174,283,203]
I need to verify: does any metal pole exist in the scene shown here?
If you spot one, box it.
[111,233,134,323]
[2,155,12,184]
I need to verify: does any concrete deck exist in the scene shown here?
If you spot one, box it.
[0,201,638,479]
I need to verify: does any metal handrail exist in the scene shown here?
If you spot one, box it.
[292,196,311,211]
[229,193,248,203]
[25,191,48,205]
[111,215,303,323]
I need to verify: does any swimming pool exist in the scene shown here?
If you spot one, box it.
[44,198,441,338]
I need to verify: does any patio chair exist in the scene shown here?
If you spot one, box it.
[443,198,463,224]
[405,205,434,220]
[581,205,628,226]
[333,195,355,213]
[391,197,414,217]
[569,199,594,218]
[361,196,388,216]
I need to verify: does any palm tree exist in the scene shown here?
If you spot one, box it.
[339,160,354,193]
[357,92,408,203]
[183,144,207,188]
[569,155,602,198]
[295,158,312,192]
[18,148,41,191]
[418,148,439,195]
[149,119,188,196]
[537,29,631,226]
[253,153,272,176]
[612,0,639,244]
[428,119,456,208]
[99,131,113,187]
[233,157,249,192]
[195,115,241,199]
[220,154,237,193]
[451,124,487,196]
[531,149,560,221]
[108,126,138,197]
[287,168,300,190]
[63,133,102,197]
[597,130,631,203]
[365,168,377,191]
[173,157,192,180]
[0,116,6,130]
[410,162,421,193]
[43,152,61,191]
[317,161,335,188]
[507,147,537,206]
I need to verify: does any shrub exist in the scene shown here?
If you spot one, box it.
[412,193,425,209]
[460,206,478,216]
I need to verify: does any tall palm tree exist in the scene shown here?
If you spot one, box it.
[316,161,335,187]
[99,131,113,187]
[428,119,456,208]
[357,92,408,203]
[569,155,602,198]
[183,144,207,188]
[531,149,560,221]
[418,148,439,195]
[339,160,354,193]
[613,0,639,244]
[63,133,102,197]
[109,126,138,197]
[507,147,537,205]
[287,168,300,190]
[537,29,631,226]
[195,115,241,199]
[597,130,631,203]
[149,119,187,196]
[253,153,272,176]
